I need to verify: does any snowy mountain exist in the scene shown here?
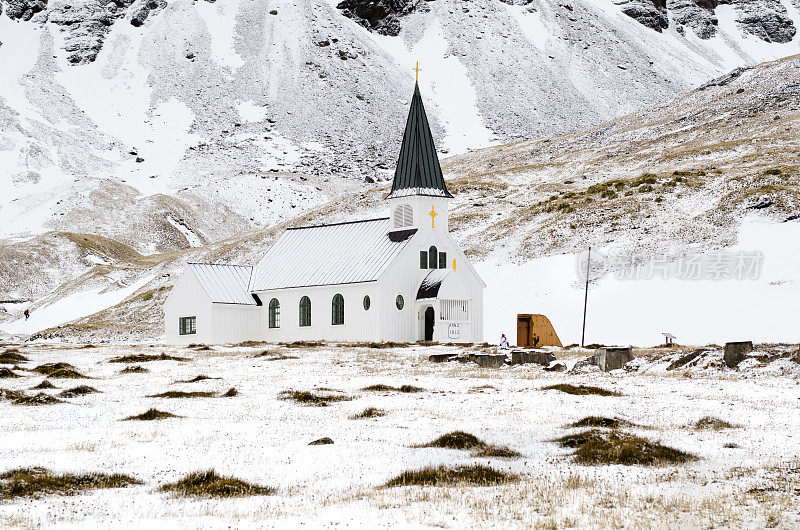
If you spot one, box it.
[0,0,798,340]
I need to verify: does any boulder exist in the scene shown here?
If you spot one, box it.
[792,348,800,364]
[723,341,753,368]
[308,437,334,445]
[593,347,633,372]
[510,350,557,366]
[471,354,507,368]
[615,0,669,32]
[570,357,597,373]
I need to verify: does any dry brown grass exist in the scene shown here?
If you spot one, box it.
[0,467,141,499]
[278,389,352,406]
[120,365,149,374]
[349,407,386,419]
[554,429,696,466]
[160,470,274,497]
[362,384,425,393]
[148,391,216,399]
[384,465,518,487]
[416,431,522,458]
[32,363,88,379]
[694,416,739,430]
[109,353,189,363]
[542,384,621,396]
[58,385,100,398]
[123,408,180,421]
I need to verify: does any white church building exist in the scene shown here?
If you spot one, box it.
[164,83,485,345]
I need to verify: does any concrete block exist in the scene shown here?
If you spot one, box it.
[510,350,557,366]
[472,354,507,368]
[429,354,457,363]
[723,341,753,368]
[593,347,633,372]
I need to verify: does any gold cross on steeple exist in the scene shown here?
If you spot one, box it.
[429,205,437,228]
[414,61,421,83]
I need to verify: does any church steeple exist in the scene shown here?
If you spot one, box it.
[386,83,453,200]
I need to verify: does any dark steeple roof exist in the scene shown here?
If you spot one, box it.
[386,83,453,199]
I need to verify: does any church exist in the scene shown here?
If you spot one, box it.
[164,82,485,345]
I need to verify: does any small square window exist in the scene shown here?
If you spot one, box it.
[179,316,196,335]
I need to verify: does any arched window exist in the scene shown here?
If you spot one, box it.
[393,204,413,228]
[429,246,437,269]
[268,298,280,329]
[299,296,311,327]
[332,294,344,325]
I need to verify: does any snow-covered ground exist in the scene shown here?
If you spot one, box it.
[479,219,800,347]
[0,342,798,528]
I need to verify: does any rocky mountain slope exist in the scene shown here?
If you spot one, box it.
[2,53,797,342]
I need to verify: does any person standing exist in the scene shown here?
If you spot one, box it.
[24,309,30,321]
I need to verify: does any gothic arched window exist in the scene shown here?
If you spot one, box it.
[332,294,344,325]
[268,298,280,329]
[429,246,438,269]
[299,296,311,327]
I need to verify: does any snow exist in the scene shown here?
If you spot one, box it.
[195,0,245,69]
[237,101,270,123]
[0,343,797,527]
[505,4,549,50]
[364,19,496,155]
[0,275,155,335]
[478,220,800,346]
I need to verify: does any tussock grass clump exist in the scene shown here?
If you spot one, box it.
[12,392,63,406]
[344,341,411,349]
[384,465,518,487]
[109,353,189,364]
[120,365,148,374]
[0,351,28,364]
[0,467,141,499]
[33,363,88,379]
[0,367,21,378]
[694,416,738,430]
[542,384,621,397]
[281,340,325,349]
[570,416,634,429]
[362,384,424,393]
[148,391,216,399]
[417,431,521,458]
[124,408,180,421]
[255,351,300,361]
[278,389,352,406]
[349,407,386,419]
[160,470,274,497]
[554,429,696,466]
[418,431,485,450]
[58,385,100,398]
[236,341,266,347]
[221,388,238,397]
[32,380,56,390]
[174,375,217,383]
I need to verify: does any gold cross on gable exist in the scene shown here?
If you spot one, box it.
[414,61,421,83]
[429,206,437,228]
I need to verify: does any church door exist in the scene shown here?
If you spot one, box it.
[424,307,435,341]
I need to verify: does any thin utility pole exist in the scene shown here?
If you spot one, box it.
[581,247,591,348]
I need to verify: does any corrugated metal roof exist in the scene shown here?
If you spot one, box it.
[188,263,257,305]
[250,218,418,291]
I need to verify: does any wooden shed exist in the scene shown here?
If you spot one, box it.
[516,314,562,348]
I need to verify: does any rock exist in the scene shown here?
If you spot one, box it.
[593,347,633,372]
[308,437,334,445]
[570,357,597,373]
[666,348,706,370]
[510,350,556,366]
[747,195,773,209]
[335,0,418,36]
[544,362,567,372]
[428,353,457,363]
[723,341,753,368]
[792,348,800,364]
[698,67,747,90]
[615,0,669,32]
[4,0,48,21]
[668,0,718,39]
[726,0,796,43]
[471,354,507,368]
